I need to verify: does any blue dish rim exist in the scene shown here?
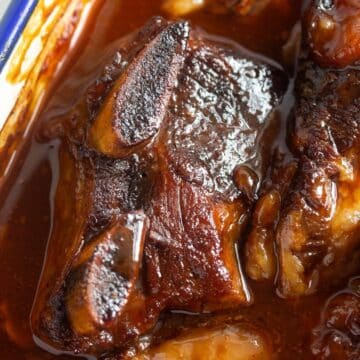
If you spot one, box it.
[0,0,39,73]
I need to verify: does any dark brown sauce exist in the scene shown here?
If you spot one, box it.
[0,0,348,359]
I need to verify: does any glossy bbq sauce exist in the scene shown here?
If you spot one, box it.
[0,0,342,359]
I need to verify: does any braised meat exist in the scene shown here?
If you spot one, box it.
[31,17,287,356]
[276,60,360,297]
[275,0,360,298]
[306,0,360,67]
[245,0,360,298]
[312,277,360,359]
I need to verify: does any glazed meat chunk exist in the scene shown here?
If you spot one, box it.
[276,62,360,297]
[276,0,360,297]
[31,17,287,356]
[306,0,360,67]
[312,277,360,359]
[246,0,360,297]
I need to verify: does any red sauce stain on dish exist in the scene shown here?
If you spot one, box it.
[2,1,360,360]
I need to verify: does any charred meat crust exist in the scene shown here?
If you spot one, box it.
[31,17,288,356]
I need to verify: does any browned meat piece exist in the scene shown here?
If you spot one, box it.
[311,277,360,359]
[66,212,148,336]
[133,323,273,359]
[277,62,360,297]
[276,1,360,297]
[30,144,95,339]
[305,0,360,68]
[245,157,297,281]
[88,22,188,158]
[31,17,287,356]
[246,0,360,297]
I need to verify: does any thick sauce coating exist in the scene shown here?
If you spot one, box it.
[306,0,360,67]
